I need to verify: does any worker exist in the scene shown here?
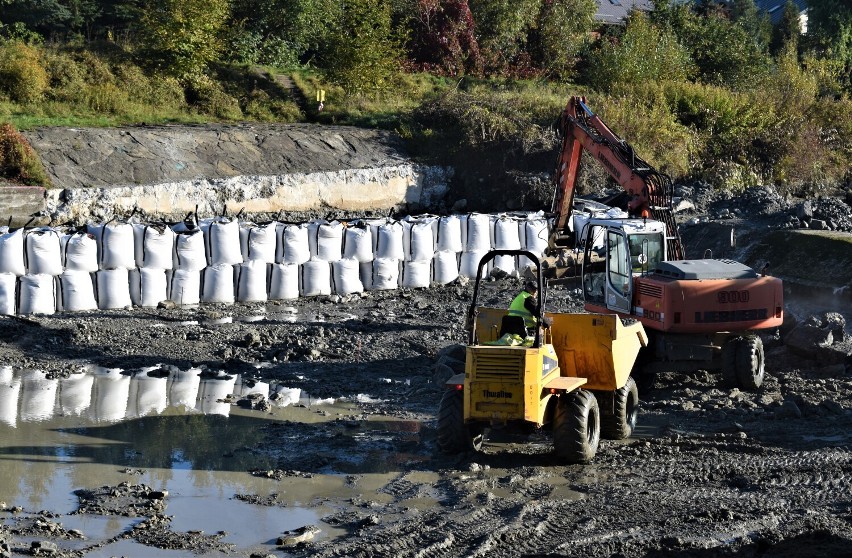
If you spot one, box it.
[508,280,540,331]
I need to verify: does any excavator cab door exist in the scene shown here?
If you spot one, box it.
[581,224,632,314]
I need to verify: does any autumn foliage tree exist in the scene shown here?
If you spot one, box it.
[409,0,482,76]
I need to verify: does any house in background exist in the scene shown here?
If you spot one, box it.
[754,0,808,32]
[594,0,654,25]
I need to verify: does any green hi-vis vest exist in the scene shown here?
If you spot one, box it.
[508,291,537,328]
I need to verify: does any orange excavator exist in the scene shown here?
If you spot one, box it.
[549,96,784,390]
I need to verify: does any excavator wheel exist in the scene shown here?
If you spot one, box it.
[736,335,765,391]
[437,389,484,454]
[599,376,639,440]
[553,390,600,464]
[721,336,744,388]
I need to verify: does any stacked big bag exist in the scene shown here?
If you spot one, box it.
[0,211,552,315]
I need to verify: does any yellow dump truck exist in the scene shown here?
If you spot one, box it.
[437,250,648,463]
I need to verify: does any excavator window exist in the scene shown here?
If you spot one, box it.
[628,233,664,273]
[607,231,631,296]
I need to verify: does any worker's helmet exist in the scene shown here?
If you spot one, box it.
[524,280,537,292]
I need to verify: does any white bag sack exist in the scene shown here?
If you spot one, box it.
[0,227,25,276]
[61,231,99,272]
[494,215,522,250]
[129,268,168,308]
[404,219,436,262]
[133,224,175,270]
[201,264,235,304]
[96,268,132,310]
[308,220,344,262]
[331,258,364,295]
[460,250,490,279]
[25,228,62,276]
[97,222,136,270]
[462,213,493,252]
[276,223,311,264]
[492,254,518,276]
[401,260,431,288]
[269,263,299,300]
[236,260,269,302]
[168,269,201,305]
[203,217,242,266]
[433,251,460,284]
[59,270,97,311]
[240,222,277,263]
[0,273,16,315]
[436,215,463,253]
[342,224,374,262]
[173,229,207,271]
[370,258,400,290]
[18,274,57,315]
[300,260,332,297]
[374,221,405,260]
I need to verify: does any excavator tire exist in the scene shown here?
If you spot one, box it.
[437,389,483,454]
[553,390,600,464]
[599,376,639,440]
[736,335,765,391]
[721,336,744,388]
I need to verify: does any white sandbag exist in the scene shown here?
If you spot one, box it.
[370,258,400,290]
[269,263,300,300]
[308,220,344,262]
[331,258,363,295]
[97,222,136,270]
[460,250,490,279]
[0,273,16,315]
[96,268,131,310]
[401,259,431,289]
[492,254,518,276]
[374,221,405,260]
[59,270,97,311]
[133,224,175,270]
[433,251,459,284]
[129,268,168,308]
[0,227,25,276]
[61,231,99,272]
[201,264,235,304]
[236,260,269,302]
[300,260,332,297]
[18,274,57,315]
[462,213,492,252]
[521,217,550,255]
[359,261,373,290]
[25,228,62,276]
[240,222,277,263]
[203,217,242,265]
[436,215,463,252]
[342,224,374,262]
[494,215,522,250]
[168,269,201,305]
[172,229,207,271]
[277,223,311,264]
[404,219,437,262]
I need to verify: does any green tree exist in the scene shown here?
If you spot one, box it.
[469,0,540,74]
[323,0,403,93]
[533,0,596,79]
[771,0,801,54]
[730,0,770,51]
[137,0,230,80]
[806,0,852,89]
[584,12,693,91]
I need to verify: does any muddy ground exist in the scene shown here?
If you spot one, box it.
[0,188,851,557]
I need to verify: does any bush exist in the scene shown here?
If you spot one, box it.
[186,76,243,120]
[0,41,49,103]
[0,122,51,186]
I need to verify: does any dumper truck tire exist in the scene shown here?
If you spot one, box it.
[599,376,638,440]
[437,389,483,454]
[721,336,743,388]
[553,390,600,464]
[736,335,764,391]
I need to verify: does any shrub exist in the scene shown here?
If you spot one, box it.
[0,41,49,103]
[186,76,243,120]
[0,122,51,186]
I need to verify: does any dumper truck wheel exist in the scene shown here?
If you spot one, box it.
[437,389,483,454]
[736,335,764,391]
[553,390,600,464]
[599,376,638,440]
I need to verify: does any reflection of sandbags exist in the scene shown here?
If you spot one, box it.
[19,369,58,422]
[196,373,236,416]
[201,264,235,304]
[96,222,136,270]
[203,217,242,266]
[168,269,201,305]
[173,229,207,271]
[370,258,400,290]
[404,219,436,262]
[0,366,21,426]
[343,224,374,262]
[308,220,344,262]
[127,369,168,418]
[240,222,277,263]
[236,260,269,302]
[401,259,431,288]
[61,232,99,272]
[374,221,405,260]
[494,216,521,250]
[0,227,25,276]
[18,274,57,315]
[25,228,62,276]
[0,272,16,315]
[234,376,270,398]
[462,213,492,252]
[129,268,168,308]
[433,251,459,285]
[331,258,363,295]
[90,367,130,423]
[277,223,310,264]
[59,270,97,312]
[133,224,175,270]
[168,367,201,409]
[59,372,94,416]
[300,260,331,297]
[269,263,299,300]
[96,268,132,310]
[436,215,463,252]
[459,250,490,279]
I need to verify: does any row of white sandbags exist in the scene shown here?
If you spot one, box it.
[0,213,552,276]
[0,248,537,315]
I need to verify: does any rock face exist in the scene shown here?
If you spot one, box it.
[22,123,452,224]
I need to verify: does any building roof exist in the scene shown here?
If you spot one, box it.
[595,0,655,25]
[754,0,807,26]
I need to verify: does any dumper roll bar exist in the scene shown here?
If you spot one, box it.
[467,250,544,348]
